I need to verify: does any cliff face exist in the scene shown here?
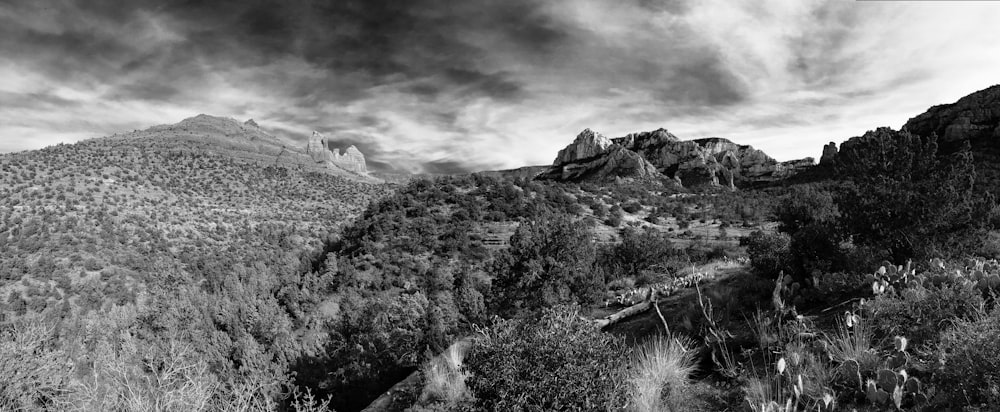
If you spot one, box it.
[903,85,1000,143]
[539,128,812,188]
[539,145,660,181]
[553,129,613,164]
[307,131,369,175]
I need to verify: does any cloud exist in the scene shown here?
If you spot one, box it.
[2,0,1000,171]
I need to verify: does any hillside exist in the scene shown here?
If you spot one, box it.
[1,116,391,309]
[0,116,395,410]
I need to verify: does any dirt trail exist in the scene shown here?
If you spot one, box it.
[604,263,752,343]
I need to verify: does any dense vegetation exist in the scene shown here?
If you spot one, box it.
[8,123,1000,411]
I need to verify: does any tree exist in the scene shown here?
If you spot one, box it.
[488,216,602,318]
[834,128,994,261]
[598,227,684,280]
[774,185,839,235]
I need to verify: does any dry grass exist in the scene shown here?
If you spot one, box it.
[420,341,472,406]
[824,313,878,374]
[628,335,698,412]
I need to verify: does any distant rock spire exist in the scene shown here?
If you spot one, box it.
[820,142,838,166]
[306,131,368,174]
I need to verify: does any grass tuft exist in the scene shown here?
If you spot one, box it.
[421,341,472,405]
[628,335,698,412]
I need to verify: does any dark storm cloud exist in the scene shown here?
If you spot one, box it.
[6,0,998,169]
[0,0,552,104]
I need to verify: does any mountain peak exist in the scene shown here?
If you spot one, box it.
[541,127,807,187]
[552,128,613,165]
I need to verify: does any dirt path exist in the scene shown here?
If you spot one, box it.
[604,263,752,344]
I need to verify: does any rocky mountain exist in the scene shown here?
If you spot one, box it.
[114,114,381,183]
[819,85,1000,189]
[903,84,1000,143]
[306,131,369,175]
[539,127,813,188]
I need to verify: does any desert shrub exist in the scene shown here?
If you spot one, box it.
[597,227,686,280]
[622,201,643,214]
[863,280,984,347]
[464,306,628,411]
[0,316,74,410]
[741,231,791,279]
[933,306,1000,408]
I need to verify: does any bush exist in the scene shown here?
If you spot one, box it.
[597,228,685,280]
[464,306,628,411]
[741,231,791,279]
[863,280,984,347]
[933,306,1000,408]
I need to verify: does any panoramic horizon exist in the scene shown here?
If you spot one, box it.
[2,1,1000,173]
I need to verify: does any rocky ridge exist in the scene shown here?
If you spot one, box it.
[540,128,813,188]
[823,84,1000,176]
[903,84,1000,143]
[125,114,380,183]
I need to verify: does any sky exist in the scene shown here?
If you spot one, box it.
[1,0,1000,174]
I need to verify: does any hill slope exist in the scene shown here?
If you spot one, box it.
[0,115,392,313]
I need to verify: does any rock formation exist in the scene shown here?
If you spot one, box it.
[306,131,369,174]
[539,127,812,188]
[903,84,1000,143]
[820,142,838,166]
[553,129,613,164]
[244,118,259,128]
[540,145,660,181]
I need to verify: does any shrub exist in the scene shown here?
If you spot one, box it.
[0,317,74,410]
[622,202,643,214]
[464,306,628,411]
[597,228,684,280]
[863,280,984,347]
[933,306,1000,408]
[741,231,791,279]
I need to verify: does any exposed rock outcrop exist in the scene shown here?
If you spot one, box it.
[540,127,812,188]
[540,145,660,181]
[553,129,613,164]
[306,131,369,174]
[820,142,838,166]
[903,84,1000,143]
